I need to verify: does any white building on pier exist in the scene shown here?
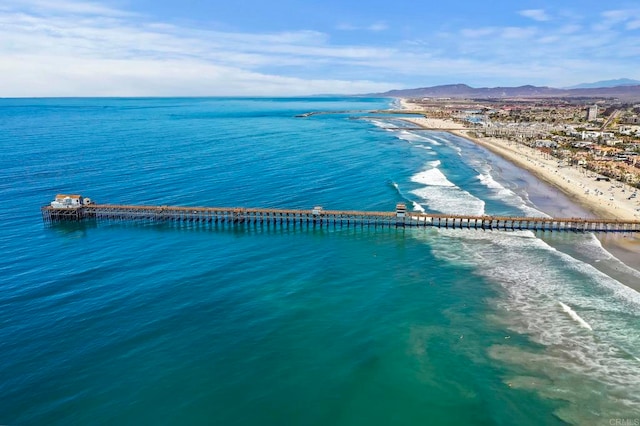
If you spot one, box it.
[50,194,91,208]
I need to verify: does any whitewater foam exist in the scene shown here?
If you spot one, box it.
[396,132,442,145]
[410,168,453,187]
[411,187,485,216]
[575,234,640,282]
[393,123,640,422]
[414,145,434,152]
[368,119,396,130]
[415,228,640,421]
[475,170,547,217]
[412,201,425,213]
[409,162,486,216]
[558,301,593,330]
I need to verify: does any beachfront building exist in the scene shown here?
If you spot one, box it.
[581,131,615,142]
[50,194,88,208]
[534,139,558,148]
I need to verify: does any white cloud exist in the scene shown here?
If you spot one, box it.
[601,9,629,23]
[539,35,559,44]
[558,24,582,34]
[519,9,550,22]
[0,54,396,96]
[594,9,640,31]
[337,22,388,32]
[460,27,496,38]
[0,3,401,96]
[4,0,134,17]
[0,0,639,95]
[501,26,537,39]
[368,22,388,31]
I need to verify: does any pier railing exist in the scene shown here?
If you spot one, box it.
[41,203,640,233]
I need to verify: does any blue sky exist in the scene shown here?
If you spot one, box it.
[1,0,639,96]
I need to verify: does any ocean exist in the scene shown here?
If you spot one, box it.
[2,97,639,425]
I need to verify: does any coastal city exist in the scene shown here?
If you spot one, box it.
[399,95,640,221]
[407,97,640,186]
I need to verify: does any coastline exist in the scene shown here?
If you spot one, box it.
[398,98,640,272]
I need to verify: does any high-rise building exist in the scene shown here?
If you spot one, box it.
[586,104,598,121]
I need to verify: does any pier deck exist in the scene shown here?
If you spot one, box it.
[41,203,640,233]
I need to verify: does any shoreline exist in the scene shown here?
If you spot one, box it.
[397,99,640,273]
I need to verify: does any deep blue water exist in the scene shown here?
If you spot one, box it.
[2,97,640,425]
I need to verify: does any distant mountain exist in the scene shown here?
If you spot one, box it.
[373,83,640,100]
[379,84,560,98]
[567,78,640,89]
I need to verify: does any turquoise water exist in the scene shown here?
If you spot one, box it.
[2,97,640,425]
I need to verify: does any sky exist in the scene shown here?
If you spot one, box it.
[1,0,640,96]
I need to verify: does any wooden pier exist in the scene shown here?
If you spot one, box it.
[41,201,640,233]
